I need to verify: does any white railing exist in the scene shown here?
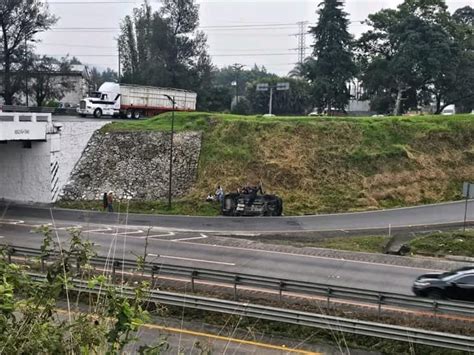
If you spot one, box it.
[0,112,52,123]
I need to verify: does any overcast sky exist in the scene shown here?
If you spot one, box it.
[36,0,470,76]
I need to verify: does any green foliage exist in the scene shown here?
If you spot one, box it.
[118,0,213,110]
[409,231,474,257]
[0,227,167,353]
[358,1,474,115]
[305,0,357,112]
[0,0,57,105]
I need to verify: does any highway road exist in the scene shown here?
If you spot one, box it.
[0,201,471,297]
[1,200,473,233]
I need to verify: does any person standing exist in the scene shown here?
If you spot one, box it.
[107,191,114,212]
[102,192,108,211]
[216,185,224,203]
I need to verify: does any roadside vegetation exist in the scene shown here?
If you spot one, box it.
[267,230,474,258]
[98,112,474,215]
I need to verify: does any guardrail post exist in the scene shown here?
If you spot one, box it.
[112,261,121,283]
[234,276,240,300]
[279,281,285,302]
[378,294,384,317]
[6,247,14,264]
[327,288,332,309]
[191,271,198,293]
[151,265,160,287]
[41,255,46,272]
[432,301,438,318]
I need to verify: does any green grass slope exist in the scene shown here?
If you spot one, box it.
[102,112,474,215]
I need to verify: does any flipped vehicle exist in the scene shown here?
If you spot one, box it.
[412,266,474,301]
[221,188,283,217]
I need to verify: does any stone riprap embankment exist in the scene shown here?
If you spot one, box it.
[61,131,202,200]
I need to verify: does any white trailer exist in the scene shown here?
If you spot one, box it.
[77,82,197,119]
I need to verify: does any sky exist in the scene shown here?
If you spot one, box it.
[36,0,471,76]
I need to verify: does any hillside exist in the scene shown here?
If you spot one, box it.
[99,113,474,215]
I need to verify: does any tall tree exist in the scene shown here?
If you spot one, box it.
[0,0,57,104]
[118,0,212,109]
[358,0,472,115]
[306,0,356,113]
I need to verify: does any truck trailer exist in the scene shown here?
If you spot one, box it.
[77,82,197,119]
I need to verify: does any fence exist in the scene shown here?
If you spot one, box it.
[6,245,474,318]
[26,272,474,352]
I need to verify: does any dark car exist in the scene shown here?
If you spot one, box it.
[412,267,474,302]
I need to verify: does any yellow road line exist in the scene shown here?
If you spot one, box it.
[140,323,321,354]
[54,309,318,354]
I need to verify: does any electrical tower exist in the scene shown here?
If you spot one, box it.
[296,21,308,63]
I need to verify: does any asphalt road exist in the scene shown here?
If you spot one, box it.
[1,201,472,296]
[0,217,444,296]
[2,200,473,234]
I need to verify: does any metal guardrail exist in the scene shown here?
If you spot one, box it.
[1,105,55,114]
[27,272,474,352]
[7,245,474,318]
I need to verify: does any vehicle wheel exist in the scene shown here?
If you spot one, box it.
[427,289,444,300]
[133,110,141,120]
[93,108,102,118]
[126,110,133,119]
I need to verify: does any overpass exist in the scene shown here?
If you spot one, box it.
[0,112,108,203]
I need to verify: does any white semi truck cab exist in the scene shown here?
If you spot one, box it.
[77,82,197,119]
[78,82,122,118]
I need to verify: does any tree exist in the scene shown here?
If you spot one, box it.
[358,0,473,115]
[89,67,118,91]
[0,0,57,104]
[118,0,212,105]
[28,55,75,107]
[306,0,356,113]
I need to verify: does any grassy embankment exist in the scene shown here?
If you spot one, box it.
[59,112,474,216]
[278,231,474,258]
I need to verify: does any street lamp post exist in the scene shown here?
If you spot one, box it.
[163,94,176,210]
[24,37,29,107]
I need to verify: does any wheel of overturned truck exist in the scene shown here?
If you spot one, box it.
[93,108,102,118]
[133,110,141,119]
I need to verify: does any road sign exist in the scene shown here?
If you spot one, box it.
[256,83,269,92]
[276,82,290,91]
[462,182,474,198]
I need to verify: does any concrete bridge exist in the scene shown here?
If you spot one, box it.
[0,113,108,203]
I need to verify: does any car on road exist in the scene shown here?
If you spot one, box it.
[412,266,474,302]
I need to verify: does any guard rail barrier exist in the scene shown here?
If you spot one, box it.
[6,245,474,318]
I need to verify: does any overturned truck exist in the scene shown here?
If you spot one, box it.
[221,190,283,217]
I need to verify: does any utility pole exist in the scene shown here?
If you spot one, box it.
[163,94,176,210]
[231,63,245,108]
[24,37,29,107]
[118,46,121,83]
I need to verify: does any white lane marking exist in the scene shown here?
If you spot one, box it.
[179,241,444,272]
[148,253,159,257]
[116,230,144,236]
[171,233,209,242]
[84,227,113,233]
[0,219,25,225]
[0,236,4,239]
[145,232,176,239]
[159,255,235,266]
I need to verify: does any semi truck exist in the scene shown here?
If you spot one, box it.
[77,82,197,119]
